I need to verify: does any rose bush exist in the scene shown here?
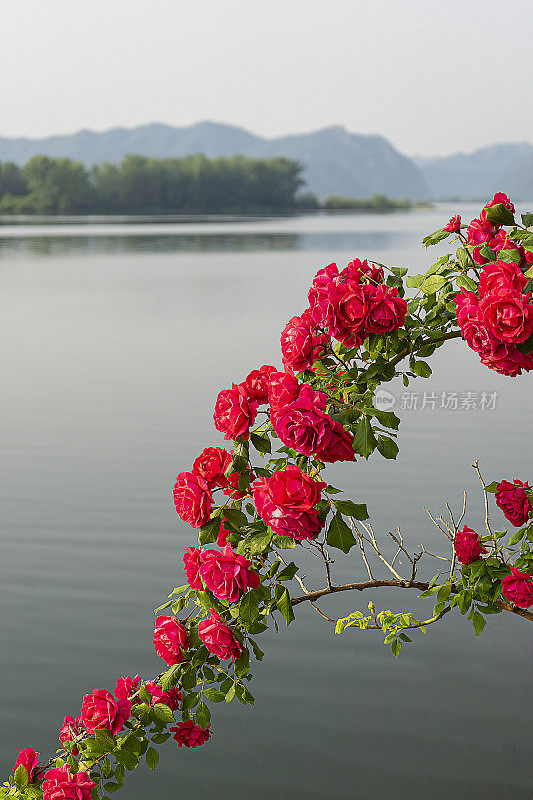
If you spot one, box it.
[3,192,533,800]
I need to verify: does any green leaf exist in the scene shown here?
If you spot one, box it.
[406,274,424,288]
[182,692,200,710]
[276,561,299,581]
[456,274,478,292]
[225,684,236,702]
[421,275,446,294]
[422,228,449,248]
[326,512,357,554]
[95,729,116,749]
[334,500,369,520]
[105,782,121,793]
[352,416,377,459]
[160,664,181,691]
[508,530,525,546]
[484,481,499,493]
[204,688,226,703]
[484,203,515,226]
[274,584,295,625]
[234,649,251,678]
[471,610,486,636]
[249,637,265,661]
[146,747,159,772]
[196,701,211,728]
[521,212,533,227]
[271,534,296,549]
[198,517,221,545]
[113,749,139,771]
[14,766,28,791]
[390,639,402,657]
[238,588,263,626]
[151,703,176,725]
[372,409,400,430]
[412,360,432,378]
[250,432,271,455]
[376,435,399,460]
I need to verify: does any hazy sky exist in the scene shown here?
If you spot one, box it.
[1,0,531,157]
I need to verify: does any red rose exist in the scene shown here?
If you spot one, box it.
[265,505,322,541]
[479,288,533,344]
[242,364,277,402]
[501,567,533,609]
[81,688,131,736]
[271,386,334,457]
[467,217,495,246]
[173,472,212,529]
[268,370,300,409]
[153,615,189,665]
[170,720,211,748]
[183,546,204,590]
[454,525,487,565]
[481,344,533,377]
[115,675,141,702]
[281,310,327,373]
[264,465,326,511]
[444,215,461,233]
[324,278,367,345]
[192,447,231,489]
[481,192,515,217]
[199,544,260,602]
[144,681,181,710]
[213,384,259,441]
[58,715,83,755]
[342,258,384,284]
[315,419,356,463]
[14,747,39,783]
[308,262,339,328]
[478,261,528,298]
[363,284,407,334]
[198,610,242,661]
[217,514,232,547]
[495,479,531,527]
[42,765,96,800]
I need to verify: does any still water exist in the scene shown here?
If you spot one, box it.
[0,207,531,799]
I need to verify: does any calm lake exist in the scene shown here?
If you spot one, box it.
[0,206,531,799]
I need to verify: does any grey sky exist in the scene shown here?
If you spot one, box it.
[1,0,531,157]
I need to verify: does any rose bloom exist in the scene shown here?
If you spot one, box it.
[501,567,533,609]
[268,370,300,409]
[308,262,340,327]
[173,472,212,529]
[478,261,528,298]
[266,505,323,541]
[271,384,334,457]
[14,747,39,783]
[444,215,461,233]
[343,258,384,284]
[281,309,327,373]
[42,765,96,800]
[213,383,259,441]
[199,544,260,602]
[467,217,495,246]
[183,546,204,590]
[260,465,326,511]
[81,688,131,736]
[170,720,211,748]
[323,278,367,345]
[363,284,407,334]
[481,344,533,377]
[315,419,356,463]
[217,514,232,547]
[192,447,231,489]
[59,714,83,755]
[144,681,181,710]
[479,288,533,344]
[198,610,242,660]
[242,364,277,402]
[153,615,189,665]
[115,675,141,702]
[495,479,531,526]
[481,191,515,217]
[454,525,487,565]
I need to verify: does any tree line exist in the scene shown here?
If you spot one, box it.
[0,154,412,215]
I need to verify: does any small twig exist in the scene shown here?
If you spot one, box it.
[472,460,504,561]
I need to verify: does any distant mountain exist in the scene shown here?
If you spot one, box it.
[0,121,430,201]
[415,143,533,200]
